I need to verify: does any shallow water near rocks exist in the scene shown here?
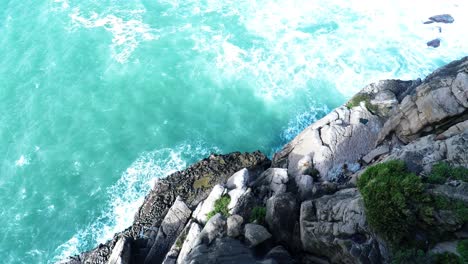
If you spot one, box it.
[0,0,467,263]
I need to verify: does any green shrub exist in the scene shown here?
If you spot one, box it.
[206,195,231,220]
[432,196,468,222]
[392,248,431,264]
[427,162,468,184]
[457,240,468,263]
[357,160,426,244]
[250,206,266,224]
[345,93,378,113]
[432,252,462,264]
[392,249,462,264]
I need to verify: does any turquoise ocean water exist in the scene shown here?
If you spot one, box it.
[0,0,467,263]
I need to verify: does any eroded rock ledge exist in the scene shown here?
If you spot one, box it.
[60,56,467,264]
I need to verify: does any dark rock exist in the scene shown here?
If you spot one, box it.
[429,14,454,23]
[266,193,298,245]
[244,223,272,247]
[263,246,293,264]
[427,38,441,48]
[300,189,383,263]
[227,215,244,238]
[184,237,257,264]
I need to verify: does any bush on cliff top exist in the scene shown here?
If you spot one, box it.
[357,160,426,244]
[207,195,231,220]
[426,162,468,184]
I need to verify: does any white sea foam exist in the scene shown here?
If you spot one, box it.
[53,142,219,263]
[188,0,468,99]
[69,8,158,63]
[15,155,29,167]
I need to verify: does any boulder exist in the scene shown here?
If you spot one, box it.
[362,145,390,164]
[300,189,382,263]
[227,215,244,238]
[266,193,298,244]
[263,246,293,264]
[226,168,249,190]
[176,222,202,264]
[107,237,131,264]
[144,197,192,264]
[244,223,272,247]
[295,175,314,201]
[429,14,454,23]
[184,237,256,264]
[196,213,226,246]
[251,168,289,199]
[193,184,225,224]
[427,39,441,48]
[384,132,468,174]
[228,188,248,213]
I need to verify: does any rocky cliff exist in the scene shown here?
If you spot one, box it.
[60,56,468,264]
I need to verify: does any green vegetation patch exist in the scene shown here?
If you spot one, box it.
[457,239,468,263]
[193,174,213,189]
[249,206,266,224]
[357,160,427,244]
[207,195,231,220]
[391,249,462,264]
[426,162,468,184]
[345,93,378,113]
[432,195,468,222]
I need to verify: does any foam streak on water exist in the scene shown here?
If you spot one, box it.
[0,0,466,263]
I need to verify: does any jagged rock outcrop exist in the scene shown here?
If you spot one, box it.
[61,57,467,264]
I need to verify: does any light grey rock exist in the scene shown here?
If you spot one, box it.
[300,189,382,264]
[184,237,256,264]
[193,184,225,224]
[430,240,459,255]
[227,215,244,238]
[266,193,298,244]
[244,223,272,247]
[107,237,131,264]
[452,72,468,107]
[384,132,468,174]
[275,103,383,181]
[251,168,289,198]
[378,64,467,144]
[196,213,226,246]
[295,175,314,201]
[228,188,247,213]
[362,145,390,164]
[226,168,249,190]
[177,222,202,264]
[436,120,468,140]
[144,197,192,264]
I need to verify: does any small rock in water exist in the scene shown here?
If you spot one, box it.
[429,14,454,23]
[427,39,441,48]
[423,20,434,24]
